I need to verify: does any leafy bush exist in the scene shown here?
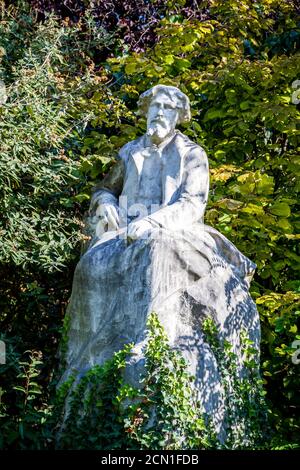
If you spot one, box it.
[0,2,122,446]
[0,338,52,449]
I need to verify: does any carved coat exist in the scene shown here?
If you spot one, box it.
[91,130,209,230]
[88,130,255,283]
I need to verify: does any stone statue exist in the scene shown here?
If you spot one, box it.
[60,85,260,439]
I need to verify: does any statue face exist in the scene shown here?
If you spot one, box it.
[146,92,179,143]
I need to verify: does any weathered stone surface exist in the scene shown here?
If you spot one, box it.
[60,85,260,438]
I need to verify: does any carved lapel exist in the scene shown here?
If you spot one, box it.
[161,133,185,204]
[131,149,144,176]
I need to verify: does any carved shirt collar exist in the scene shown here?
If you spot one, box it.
[141,130,178,158]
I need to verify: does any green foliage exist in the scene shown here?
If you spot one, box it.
[0,2,124,448]
[57,345,133,450]
[257,292,300,444]
[202,318,269,449]
[122,313,214,450]
[56,314,212,450]
[0,5,116,271]
[55,313,268,450]
[0,341,52,449]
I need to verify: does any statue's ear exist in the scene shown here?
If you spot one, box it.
[178,99,191,124]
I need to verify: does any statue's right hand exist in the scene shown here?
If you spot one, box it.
[95,204,119,235]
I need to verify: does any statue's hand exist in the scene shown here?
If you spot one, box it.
[95,203,119,236]
[127,219,153,241]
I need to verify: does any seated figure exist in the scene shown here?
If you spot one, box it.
[61,85,260,436]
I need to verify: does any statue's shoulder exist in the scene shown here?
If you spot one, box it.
[118,136,144,162]
[174,131,207,160]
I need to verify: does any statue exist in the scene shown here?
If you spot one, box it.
[60,85,260,440]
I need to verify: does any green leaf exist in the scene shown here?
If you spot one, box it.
[256,173,274,195]
[164,54,174,65]
[269,202,291,217]
[240,101,251,110]
[204,109,227,121]
[174,57,191,71]
[225,89,237,104]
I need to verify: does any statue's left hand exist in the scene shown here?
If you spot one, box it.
[127,219,153,241]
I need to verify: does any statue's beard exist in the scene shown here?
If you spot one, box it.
[147,122,172,143]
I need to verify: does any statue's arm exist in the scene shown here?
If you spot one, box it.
[85,157,125,239]
[147,146,209,230]
[89,158,125,215]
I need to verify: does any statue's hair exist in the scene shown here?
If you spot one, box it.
[137,85,191,124]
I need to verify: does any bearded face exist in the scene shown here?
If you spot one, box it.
[146,92,179,144]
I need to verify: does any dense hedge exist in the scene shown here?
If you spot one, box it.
[0,0,299,449]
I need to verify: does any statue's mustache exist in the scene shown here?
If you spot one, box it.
[147,126,168,137]
[149,118,167,127]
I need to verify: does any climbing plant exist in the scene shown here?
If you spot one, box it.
[56,313,268,450]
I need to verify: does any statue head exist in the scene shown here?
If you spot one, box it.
[138,85,191,144]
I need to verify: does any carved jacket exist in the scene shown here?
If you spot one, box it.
[90,130,209,231]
